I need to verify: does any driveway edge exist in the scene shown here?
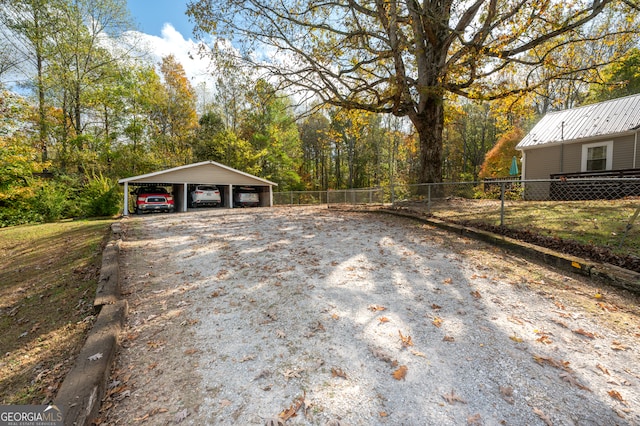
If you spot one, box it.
[375,208,640,294]
[55,222,127,426]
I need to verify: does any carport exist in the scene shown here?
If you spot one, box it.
[118,161,278,216]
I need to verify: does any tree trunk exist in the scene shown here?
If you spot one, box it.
[412,96,444,184]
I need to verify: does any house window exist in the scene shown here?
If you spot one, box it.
[581,141,613,172]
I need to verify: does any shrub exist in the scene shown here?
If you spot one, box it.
[79,174,121,217]
[31,179,77,221]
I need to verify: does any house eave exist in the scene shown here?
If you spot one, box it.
[516,129,639,151]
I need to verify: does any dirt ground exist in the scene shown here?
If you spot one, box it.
[98,206,640,425]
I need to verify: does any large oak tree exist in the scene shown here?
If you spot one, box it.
[188,0,639,182]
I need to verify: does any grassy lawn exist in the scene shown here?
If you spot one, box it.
[0,219,112,404]
[396,198,640,258]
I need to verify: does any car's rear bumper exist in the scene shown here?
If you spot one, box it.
[192,199,221,205]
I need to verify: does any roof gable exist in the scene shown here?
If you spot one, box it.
[516,93,640,150]
[118,161,278,186]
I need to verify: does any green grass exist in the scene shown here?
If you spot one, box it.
[0,219,112,404]
[402,198,640,257]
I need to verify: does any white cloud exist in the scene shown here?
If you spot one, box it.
[129,23,214,86]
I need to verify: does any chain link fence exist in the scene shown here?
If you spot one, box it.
[274,178,640,259]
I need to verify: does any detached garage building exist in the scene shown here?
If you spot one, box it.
[118,161,278,216]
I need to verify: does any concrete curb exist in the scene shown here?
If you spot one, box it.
[55,222,126,426]
[376,208,640,294]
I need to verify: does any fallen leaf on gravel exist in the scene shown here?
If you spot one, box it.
[411,350,427,358]
[283,369,302,381]
[509,334,523,343]
[597,302,618,312]
[399,330,414,347]
[611,341,628,351]
[184,348,200,355]
[552,319,568,328]
[331,368,347,379]
[379,411,388,417]
[442,389,465,404]
[608,390,625,403]
[331,313,340,320]
[467,413,482,425]
[443,278,453,285]
[533,355,571,371]
[559,372,592,391]
[573,328,596,339]
[174,409,189,423]
[220,399,232,407]
[499,386,514,404]
[597,364,610,375]
[443,335,455,342]
[554,301,566,310]
[470,290,481,299]
[536,334,553,344]
[507,316,524,325]
[392,365,408,380]
[432,317,443,328]
[379,316,390,323]
[276,329,286,338]
[279,394,305,421]
[135,407,168,421]
[368,304,386,311]
[431,303,442,310]
[147,340,166,349]
[533,407,553,426]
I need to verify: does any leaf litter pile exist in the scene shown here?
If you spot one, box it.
[99,206,640,425]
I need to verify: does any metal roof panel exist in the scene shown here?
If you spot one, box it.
[516,94,640,149]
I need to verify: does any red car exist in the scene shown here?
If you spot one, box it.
[133,187,175,214]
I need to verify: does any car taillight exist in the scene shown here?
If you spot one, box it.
[195,191,203,194]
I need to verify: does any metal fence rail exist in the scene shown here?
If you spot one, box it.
[273,178,640,258]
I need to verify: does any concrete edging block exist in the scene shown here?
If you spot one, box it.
[54,222,125,426]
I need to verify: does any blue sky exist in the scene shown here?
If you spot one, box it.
[126,0,195,38]
[124,0,215,90]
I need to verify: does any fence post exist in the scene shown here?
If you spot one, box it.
[427,185,432,215]
[290,192,293,205]
[500,182,505,227]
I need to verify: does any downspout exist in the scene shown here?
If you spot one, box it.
[634,129,638,169]
[560,121,565,173]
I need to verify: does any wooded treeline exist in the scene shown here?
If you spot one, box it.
[1,0,639,226]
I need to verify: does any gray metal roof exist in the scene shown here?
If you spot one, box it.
[516,93,640,150]
[118,161,278,186]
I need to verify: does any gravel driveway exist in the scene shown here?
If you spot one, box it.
[100,206,640,425]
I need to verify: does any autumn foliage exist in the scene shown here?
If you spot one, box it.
[478,128,524,179]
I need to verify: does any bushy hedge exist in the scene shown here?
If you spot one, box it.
[0,174,121,227]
